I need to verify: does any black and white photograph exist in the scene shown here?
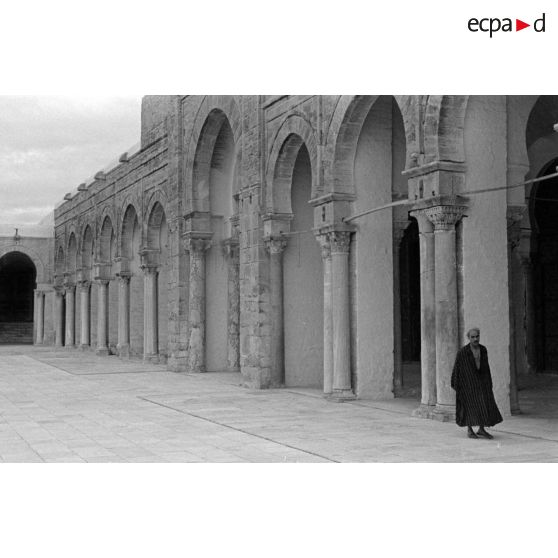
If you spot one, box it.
[0,1,556,557]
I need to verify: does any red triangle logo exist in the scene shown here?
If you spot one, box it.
[516,19,530,31]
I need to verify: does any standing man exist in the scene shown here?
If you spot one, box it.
[451,327,503,439]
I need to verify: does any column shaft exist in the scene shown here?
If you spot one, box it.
[64,286,76,347]
[96,280,109,355]
[225,243,240,370]
[117,275,131,356]
[413,211,436,412]
[392,225,406,394]
[35,291,45,344]
[266,237,287,386]
[329,231,354,400]
[316,234,333,395]
[143,268,159,361]
[54,290,65,347]
[187,239,211,373]
[80,282,91,348]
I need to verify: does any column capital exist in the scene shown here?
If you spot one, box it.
[409,208,434,234]
[140,265,159,276]
[222,237,240,259]
[185,237,212,254]
[94,278,110,286]
[328,230,352,254]
[116,272,132,283]
[425,204,466,231]
[264,235,288,255]
[78,280,91,291]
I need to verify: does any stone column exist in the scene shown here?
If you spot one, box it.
[507,206,525,415]
[95,279,110,356]
[186,238,211,373]
[117,273,131,357]
[142,266,159,362]
[79,281,91,349]
[316,233,334,395]
[392,222,407,394]
[35,290,45,345]
[54,288,65,347]
[64,284,76,348]
[265,236,288,387]
[329,230,355,401]
[425,204,466,420]
[223,239,240,370]
[411,210,437,416]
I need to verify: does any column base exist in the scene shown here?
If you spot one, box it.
[431,404,456,422]
[143,354,160,364]
[79,344,90,351]
[64,344,75,350]
[328,389,356,402]
[511,407,522,416]
[95,347,109,357]
[412,403,437,419]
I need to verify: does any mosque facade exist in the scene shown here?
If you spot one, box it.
[3,95,557,421]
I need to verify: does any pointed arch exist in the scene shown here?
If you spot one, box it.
[266,114,318,212]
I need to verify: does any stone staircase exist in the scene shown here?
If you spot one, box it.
[0,322,34,344]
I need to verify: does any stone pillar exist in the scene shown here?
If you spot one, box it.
[329,230,355,401]
[54,289,65,347]
[142,266,159,362]
[316,234,334,395]
[265,236,288,387]
[411,210,437,416]
[425,204,466,420]
[95,279,110,356]
[79,281,91,349]
[117,273,131,357]
[507,206,525,415]
[186,238,211,373]
[392,222,407,394]
[223,239,240,370]
[35,290,45,345]
[64,284,76,348]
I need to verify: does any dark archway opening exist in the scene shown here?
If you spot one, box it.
[398,218,421,396]
[0,251,37,344]
[533,158,558,373]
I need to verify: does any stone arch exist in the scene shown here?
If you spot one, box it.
[97,205,116,260]
[120,203,141,260]
[0,251,38,338]
[325,95,410,193]
[54,245,65,286]
[0,244,46,284]
[99,215,115,264]
[80,224,95,277]
[67,233,78,282]
[266,114,318,212]
[146,200,168,253]
[423,95,469,164]
[185,96,242,213]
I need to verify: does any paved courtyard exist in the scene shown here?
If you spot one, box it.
[0,345,557,462]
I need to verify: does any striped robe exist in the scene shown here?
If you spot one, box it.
[451,343,503,427]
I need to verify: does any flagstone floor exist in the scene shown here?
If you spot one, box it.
[0,345,557,462]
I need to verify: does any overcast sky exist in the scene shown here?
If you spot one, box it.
[0,96,142,225]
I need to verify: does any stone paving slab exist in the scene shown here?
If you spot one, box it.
[0,345,557,462]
